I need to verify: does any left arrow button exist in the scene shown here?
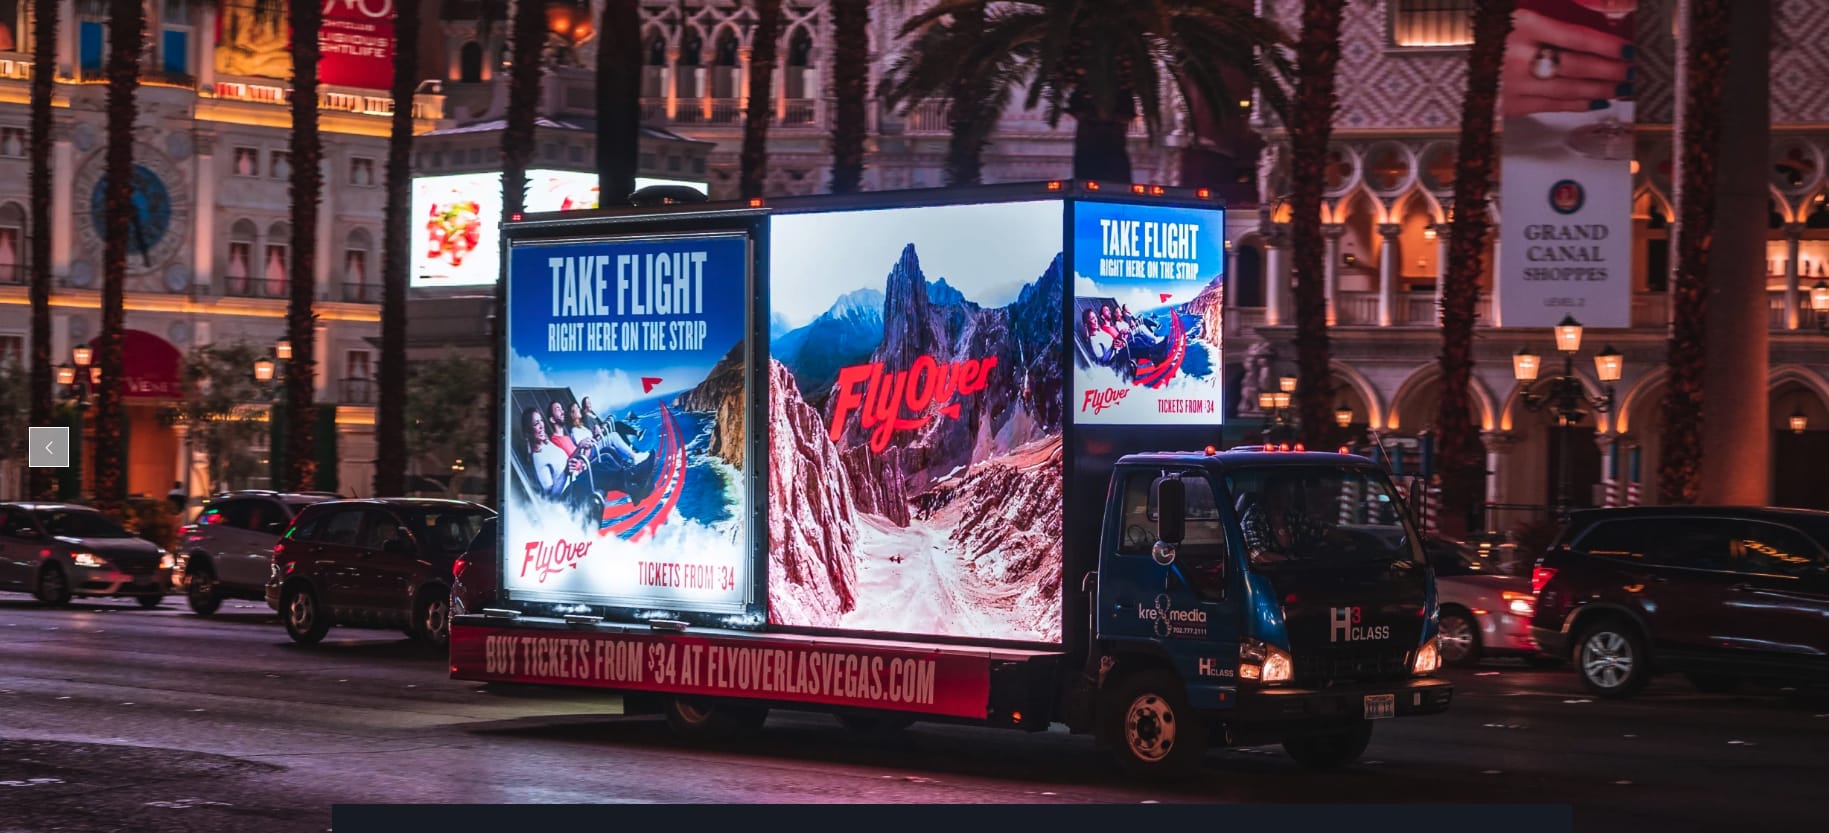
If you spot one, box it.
[28,427,70,468]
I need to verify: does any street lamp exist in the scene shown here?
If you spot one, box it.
[1513,316,1622,514]
[1789,409,1808,434]
[1334,403,1355,428]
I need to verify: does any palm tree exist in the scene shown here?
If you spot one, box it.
[490,0,548,505]
[376,0,425,497]
[829,0,869,193]
[1659,0,1730,505]
[880,0,1291,182]
[1286,0,1344,449]
[879,1,999,186]
[596,0,643,205]
[285,0,324,491]
[26,0,58,499]
[1433,0,1514,535]
[740,0,786,198]
[94,0,146,517]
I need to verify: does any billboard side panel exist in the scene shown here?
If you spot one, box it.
[764,200,1067,644]
[502,231,760,621]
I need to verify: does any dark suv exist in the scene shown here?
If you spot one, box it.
[266,498,494,648]
[1531,507,1829,698]
[176,491,340,615]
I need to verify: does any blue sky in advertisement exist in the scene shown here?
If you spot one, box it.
[508,235,747,406]
[768,200,1065,330]
[1072,201,1225,309]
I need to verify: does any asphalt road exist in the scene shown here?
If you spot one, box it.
[1,593,1824,832]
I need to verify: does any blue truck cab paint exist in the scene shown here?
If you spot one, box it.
[1088,449,1452,773]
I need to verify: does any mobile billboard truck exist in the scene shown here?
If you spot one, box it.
[448,182,1451,776]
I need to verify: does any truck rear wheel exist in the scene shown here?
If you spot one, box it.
[1106,669,1204,779]
[663,696,768,740]
[1282,720,1374,770]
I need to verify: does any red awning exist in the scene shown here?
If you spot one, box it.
[85,329,185,400]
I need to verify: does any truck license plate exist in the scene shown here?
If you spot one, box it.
[1364,694,1395,720]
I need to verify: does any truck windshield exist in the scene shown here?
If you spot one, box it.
[1225,466,1418,568]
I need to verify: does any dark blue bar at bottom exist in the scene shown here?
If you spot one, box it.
[333,803,1572,833]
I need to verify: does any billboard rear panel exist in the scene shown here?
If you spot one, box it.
[765,201,1067,643]
[502,232,758,620]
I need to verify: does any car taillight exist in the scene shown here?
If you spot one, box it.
[1531,566,1558,594]
[453,558,466,579]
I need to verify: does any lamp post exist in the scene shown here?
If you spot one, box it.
[1512,316,1623,515]
[1258,374,1300,445]
[254,341,288,489]
[54,346,101,500]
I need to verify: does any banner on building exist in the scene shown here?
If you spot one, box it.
[215,0,395,90]
[1498,0,1636,328]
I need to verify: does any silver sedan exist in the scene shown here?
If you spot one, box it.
[1423,536,1548,666]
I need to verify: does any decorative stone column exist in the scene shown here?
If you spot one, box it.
[1433,225,1451,326]
[1377,223,1401,327]
[50,122,74,277]
[1322,223,1345,326]
[1264,223,1290,326]
[1783,222,1803,330]
[193,132,216,291]
[1481,430,1520,515]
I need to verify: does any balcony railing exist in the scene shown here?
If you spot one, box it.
[1335,291,1381,326]
[341,379,375,405]
[209,81,443,119]
[341,282,378,303]
[708,98,743,124]
[220,277,290,299]
[782,98,818,126]
[0,58,33,81]
[1404,295,1438,325]
[640,98,666,121]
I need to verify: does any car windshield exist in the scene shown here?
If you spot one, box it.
[39,509,134,539]
[402,507,493,555]
[1225,465,1419,568]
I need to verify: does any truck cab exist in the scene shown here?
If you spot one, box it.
[1087,449,1451,774]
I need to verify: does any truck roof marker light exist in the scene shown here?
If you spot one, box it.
[510,213,522,222]
[1085,180,1101,191]
[1204,445,1217,456]
[1278,443,1290,452]
[1011,711,1023,723]
[1150,185,1166,196]
[1293,443,1305,452]
[748,198,765,208]
[1196,188,1212,199]
[1131,184,1146,195]
[1046,180,1064,191]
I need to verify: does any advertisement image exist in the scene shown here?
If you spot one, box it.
[321,0,396,89]
[504,234,753,616]
[1072,201,1226,425]
[1498,0,1635,327]
[411,173,501,287]
[767,201,1066,643]
[526,173,711,213]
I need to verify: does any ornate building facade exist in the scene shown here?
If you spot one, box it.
[1233,0,1829,517]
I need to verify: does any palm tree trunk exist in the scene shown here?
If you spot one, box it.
[1434,0,1513,536]
[376,0,423,497]
[595,0,642,206]
[1287,0,1345,450]
[491,0,546,506]
[1071,113,1132,181]
[286,0,323,492]
[1660,0,1730,505]
[829,0,869,194]
[95,0,145,517]
[740,0,785,198]
[26,0,58,500]
[942,1,988,187]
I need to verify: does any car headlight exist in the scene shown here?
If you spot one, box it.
[70,551,106,569]
[1239,637,1295,684]
[1413,637,1441,675]
[159,550,175,571]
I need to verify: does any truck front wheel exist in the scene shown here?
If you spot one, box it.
[1282,720,1374,770]
[664,696,768,740]
[1106,669,1205,779]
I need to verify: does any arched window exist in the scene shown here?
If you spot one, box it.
[459,41,484,83]
[647,33,667,67]
[678,28,702,66]
[783,26,816,108]
[344,228,373,302]
[0,202,24,284]
[226,219,257,296]
[676,27,705,105]
[264,222,290,298]
[1234,244,1264,308]
[715,29,739,67]
[787,27,813,68]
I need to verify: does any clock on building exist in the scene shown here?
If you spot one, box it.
[89,165,174,267]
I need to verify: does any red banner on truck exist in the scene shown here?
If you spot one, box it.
[450,625,994,719]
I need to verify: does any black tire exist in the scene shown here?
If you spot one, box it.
[1105,669,1205,779]
[282,583,331,645]
[663,696,768,741]
[1687,673,1742,694]
[1437,608,1483,667]
[1283,720,1375,770]
[34,564,72,606]
[412,587,452,650]
[186,563,222,616]
[135,595,164,610]
[1574,616,1651,698]
[836,712,916,740]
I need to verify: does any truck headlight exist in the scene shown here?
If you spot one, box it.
[1239,638,1294,684]
[1413,638,1441,675]
[71,552,106,569]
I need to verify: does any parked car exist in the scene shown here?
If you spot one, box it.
[0,502,173,608]
[266,498,495,648]
[451,516,497,617]
[175,491,340,615]
[1532,507,1829,698]
[1420,534,1545,667]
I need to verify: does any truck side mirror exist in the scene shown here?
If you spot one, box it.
[1153,476,1186,550]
